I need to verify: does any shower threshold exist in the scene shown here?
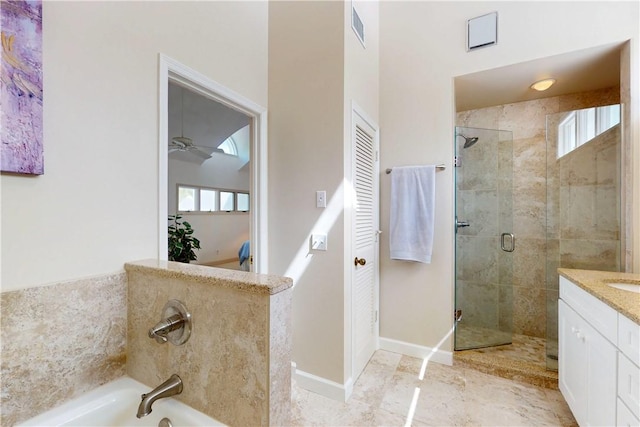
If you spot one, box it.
[454,333,558,389]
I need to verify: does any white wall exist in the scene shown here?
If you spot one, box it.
[379,1,639,352]
[269,0,379,391]
[168,154,250,264]
[1,1,268,291]
[269,1,346,385]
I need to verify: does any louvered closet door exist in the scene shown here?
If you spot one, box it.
[352,109,379,381]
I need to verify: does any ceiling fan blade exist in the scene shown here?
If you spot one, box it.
[168,148,180,153]
[190,147,212,160]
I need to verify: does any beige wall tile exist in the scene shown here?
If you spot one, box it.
[126,262,292,426]
[560,239,621,271]
[558,86,620,112]
[499,98,559,140]
[512,287,546,338]
[1,273,127,426]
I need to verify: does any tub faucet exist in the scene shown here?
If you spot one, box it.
[136,374,183,418]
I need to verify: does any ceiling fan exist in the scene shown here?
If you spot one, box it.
[169,88,214,160]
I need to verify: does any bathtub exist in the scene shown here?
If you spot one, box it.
[18,377,225,427]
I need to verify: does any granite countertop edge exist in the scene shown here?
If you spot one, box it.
[558,268,640,324]
[124,259,293,295]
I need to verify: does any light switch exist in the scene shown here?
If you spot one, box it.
[311,234,327,251]
[316,191,326,208]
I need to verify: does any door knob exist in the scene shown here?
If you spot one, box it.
[354,257,367,266]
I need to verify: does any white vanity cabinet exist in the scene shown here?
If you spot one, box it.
[559,277,617,426]
[559,275,640,427]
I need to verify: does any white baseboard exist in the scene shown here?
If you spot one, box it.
[379,337,453,366]
[291,362,353,402]
[290,338,450,402]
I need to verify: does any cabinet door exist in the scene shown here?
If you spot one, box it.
[560,299,617,426]
[559,300,588,425]
[618,352,640,420]
[617,397,640,427]
[584,316,617,426]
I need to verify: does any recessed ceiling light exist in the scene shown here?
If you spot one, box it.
[530,78,556,91]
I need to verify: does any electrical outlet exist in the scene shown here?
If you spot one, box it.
[311,234,327,251]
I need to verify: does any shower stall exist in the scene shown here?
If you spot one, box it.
[454,103,622,371]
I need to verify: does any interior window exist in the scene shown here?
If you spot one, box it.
[177,185,247,213]
[557,104,620,158]
[178,186,196,211]
[220,191,235,211]
[200,189,218,211]
[237,193,250,212]
[218,137,238,156]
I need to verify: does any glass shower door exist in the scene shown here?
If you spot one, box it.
[454,126,514,350]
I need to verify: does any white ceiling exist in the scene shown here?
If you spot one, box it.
[168,82,249,163]
[455,42,623,112]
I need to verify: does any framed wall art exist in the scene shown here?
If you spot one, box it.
[1,0,43,175]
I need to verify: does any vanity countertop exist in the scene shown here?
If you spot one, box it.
[125,259,293,295]
[558,268,640,324]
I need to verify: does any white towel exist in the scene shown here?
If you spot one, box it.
[389,165,436,264]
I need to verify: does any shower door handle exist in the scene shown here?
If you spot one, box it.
[501,233,515,252]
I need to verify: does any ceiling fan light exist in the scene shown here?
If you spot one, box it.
[530,78,556,91]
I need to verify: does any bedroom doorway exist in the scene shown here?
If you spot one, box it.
[158,55,268,273]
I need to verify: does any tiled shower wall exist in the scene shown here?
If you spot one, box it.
[0,273,127,426]
[456,86,620,338]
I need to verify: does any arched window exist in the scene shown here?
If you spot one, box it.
[218,136,238,156]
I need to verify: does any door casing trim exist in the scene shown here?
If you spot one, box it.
[158,54,268,272]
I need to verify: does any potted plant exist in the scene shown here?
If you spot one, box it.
[168,214,201,263]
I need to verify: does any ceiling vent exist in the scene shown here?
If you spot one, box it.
[467,12,498,51]
[352,6,365,47]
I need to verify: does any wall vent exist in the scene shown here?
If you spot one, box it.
[352,6,365,47]
[467,12,498,51]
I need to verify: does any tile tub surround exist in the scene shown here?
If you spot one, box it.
[125,259,293,427]
[557,268,640,323]
[0,272,127,426]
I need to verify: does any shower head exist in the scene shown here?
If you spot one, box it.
[457,134,479,149]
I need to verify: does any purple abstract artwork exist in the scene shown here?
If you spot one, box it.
[1,0,43,175]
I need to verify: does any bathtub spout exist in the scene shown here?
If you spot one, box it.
[136,374,183,418]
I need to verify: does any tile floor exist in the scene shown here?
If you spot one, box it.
[291,350,577,426]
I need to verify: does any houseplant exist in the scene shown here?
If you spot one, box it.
[168,214,201,263]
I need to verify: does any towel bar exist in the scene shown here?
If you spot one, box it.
[385,164,446,174]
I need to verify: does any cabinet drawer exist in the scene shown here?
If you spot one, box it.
[617,397,640,427]
[619,314,640,363]
[618,352,640,419]
[560,276,618,343]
